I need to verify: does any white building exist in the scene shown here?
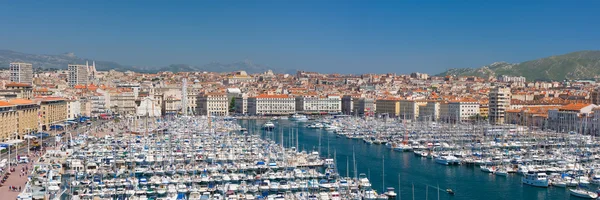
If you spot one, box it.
[137,97,161,117]
[9,62,33,84]
[248,94,295,115]
[90,95,107,117]
[295,95,341,114]
[448,100,480,122]
[196,93,229,116]
[67,99,81,120]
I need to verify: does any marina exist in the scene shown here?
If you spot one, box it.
[16,116,388,200]
[12,115,600,200]
[241,117,600,200]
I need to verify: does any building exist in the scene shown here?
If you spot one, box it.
[0,101,18,142]
[234,95,248,115]
[497,75,526,83]
[376,98,400,117]
[3,83,33,100]
[67,99,81,120]
[110,92,136,116]
[9,99,39,138]
[90,94,107,117]
[447,100,480,122]
[548,103,596,134]
[399,100,427,120]
[9,62,33,84]
[419,101,440,121]
[196,93,229,116]
[591,89,600,105]
[295,95,341,114]
[343,95,375,116]
[136,97,161,117]
[37,97,67,132]
[68,64,89,87]
[489,86,511,124]
[163,96,181,115]
[247,94,295,115]
[479,104,489,118]
[225,71,254,84]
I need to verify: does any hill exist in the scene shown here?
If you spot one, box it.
[437,51,600,81]
[0,50,293,74]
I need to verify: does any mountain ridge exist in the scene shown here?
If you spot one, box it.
[437,50,600,81]
[0,49,293,74]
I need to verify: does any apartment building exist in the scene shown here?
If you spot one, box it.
[8,99,39,137]
[68,64,89,87]
[295,95,341,114]
[548,103,596,133]
[110,92,137,116]
[67,99,81,120]
[399,100,427,120]
[234,95,248,115]
[489,86,511,124]
[0,101,18,142]
[419,101,440,121]
[247,94,295,115]
[4,83,33,100]
[376,98,400,117]
[9,62,33,84]
[342,95,375,116]
[90,94,107,117]
[37,97,67,132]
[197,93,229,116]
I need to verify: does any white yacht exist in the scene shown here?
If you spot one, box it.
[521,172,549,187]
[435,156,460,165]
[262,121,275,131]
[569,188,598,199]
[289,114,308,121]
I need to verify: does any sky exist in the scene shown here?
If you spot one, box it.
[0,0,599,74]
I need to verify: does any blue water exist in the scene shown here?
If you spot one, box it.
[240,119,576,200]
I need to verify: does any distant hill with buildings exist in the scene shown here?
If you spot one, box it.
[0,50,294,74]
[437,51,600,81]
[0,50,139,72]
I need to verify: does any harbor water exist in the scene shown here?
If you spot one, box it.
[240,119,576,200]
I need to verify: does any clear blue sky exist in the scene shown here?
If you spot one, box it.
[0,0,598,74]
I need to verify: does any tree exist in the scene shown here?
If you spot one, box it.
[229,98,236,112]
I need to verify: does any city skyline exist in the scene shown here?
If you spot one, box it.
[1,1,599,74]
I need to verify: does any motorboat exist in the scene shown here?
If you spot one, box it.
[569,188,598,199]
[521,172,549,187]
[262,121,275,131]
[289,114,308,121]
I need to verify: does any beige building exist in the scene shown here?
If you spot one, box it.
[8,99,39,138]
[376,98,400,117]
[197,93,229,116]
[489,86,511,124]
[10,62,33,84]
[4,83,33,100]
[110,92,137,116]
[0,101,18,142]
[37,97,67,132]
